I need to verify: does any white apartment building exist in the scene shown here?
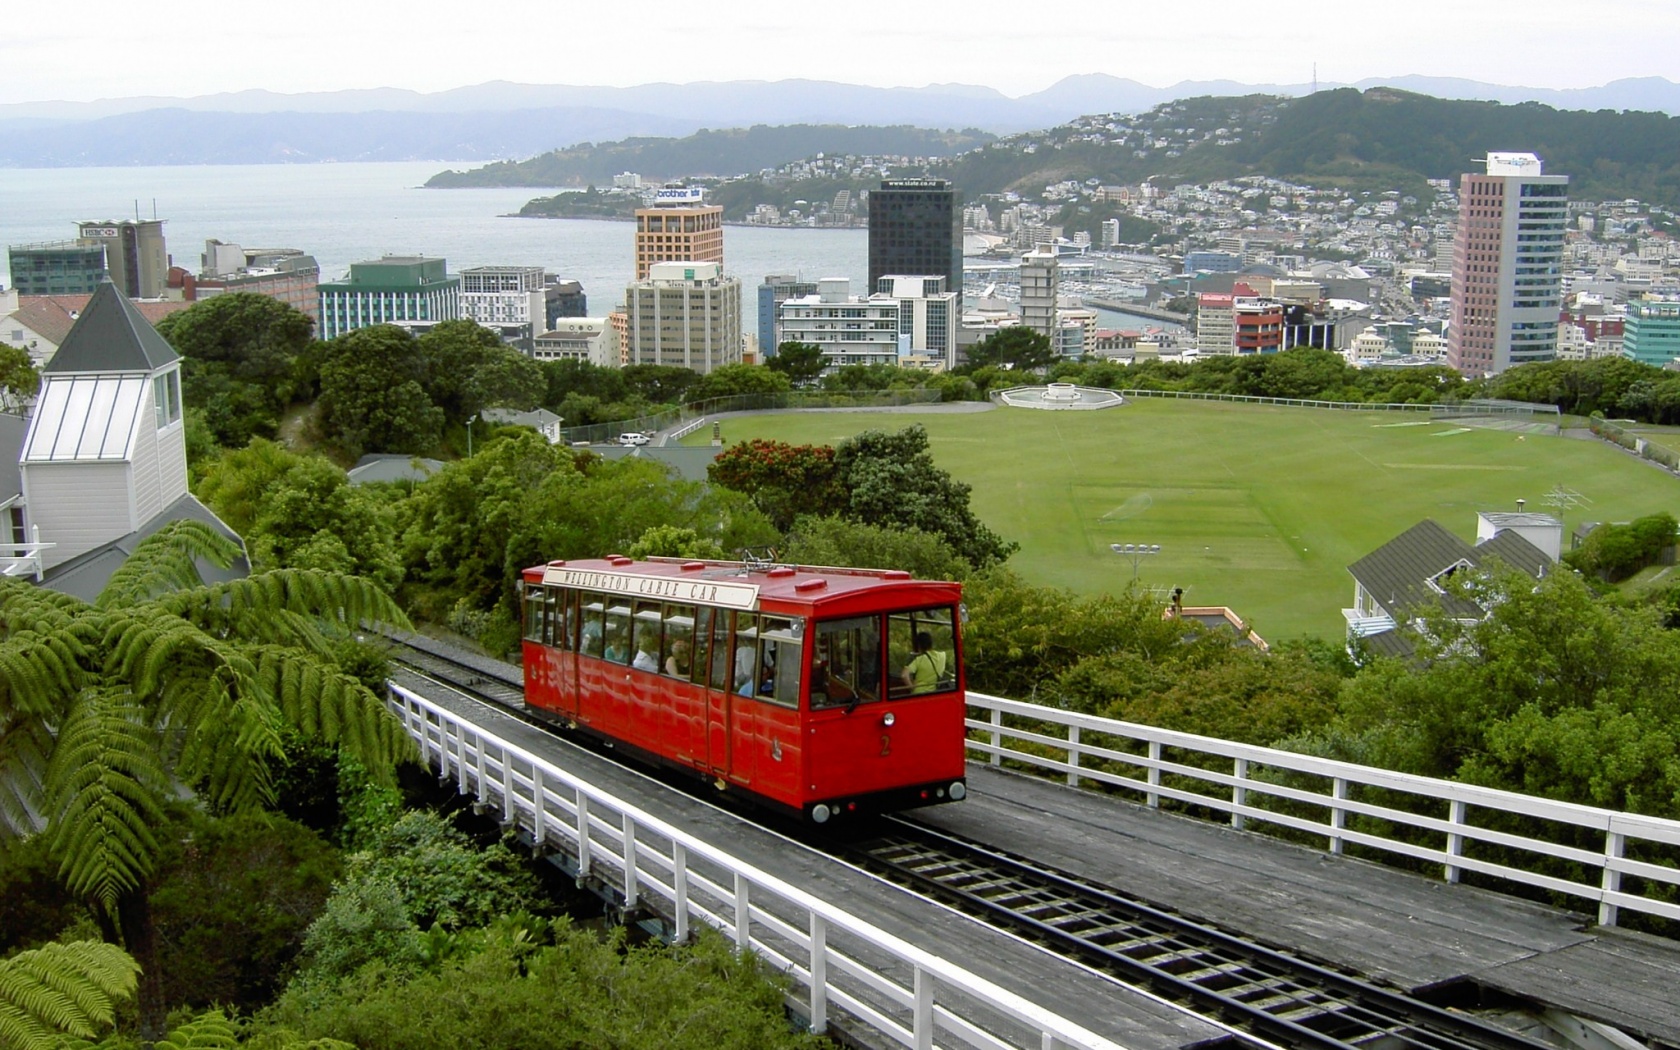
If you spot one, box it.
[779,276,959,373]
[623,261,741,373]
[460,266,547,347]
[531,318,619,367]
[1020,247,1059,344]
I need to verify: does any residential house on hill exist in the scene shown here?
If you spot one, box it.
[1,282,245,598]
[2,293,193,369]
[1344,514,1559,659]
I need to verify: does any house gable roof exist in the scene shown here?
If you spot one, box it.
[1349,518,1553,626]
[42,283,179,375]
[7,299,79,347]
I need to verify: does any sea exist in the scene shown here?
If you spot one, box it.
[1,160,1174,331]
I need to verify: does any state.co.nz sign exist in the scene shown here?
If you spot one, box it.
[541,567,759,610]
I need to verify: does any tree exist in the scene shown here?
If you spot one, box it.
[197,440,402,590]
[832,424,1017,568]
[154,293,316,447]
[687,363,791,402]
[621,364,698,405]
[766,341,828,386]
[417,320,543,422]
[963,326,1054,372]
[317,325,443,459]
[0,520,412,1032]
[707,438,844,532]
[782,516,969,582]
[0,939,139,1049]
[0,344,40,411]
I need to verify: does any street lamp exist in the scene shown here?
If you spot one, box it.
[466,414,477,458]
[1110,542,1161,581]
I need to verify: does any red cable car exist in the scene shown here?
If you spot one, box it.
[520,555,968,822]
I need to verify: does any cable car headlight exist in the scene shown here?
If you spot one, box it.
[948,781,967,801]
[811,803,832,824]
[882,712,896,727]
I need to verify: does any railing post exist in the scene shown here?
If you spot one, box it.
[672,844,690,942]
[501,750,515,825]
[621,812,639,908]
[1600,829,1625,927]
[456,725,470,794]
[1329,777,1348,855]
[913,966,933,1050]
[530,768,546,851]
[990,706,1003,767]
[808,914,828,1034]
[1147,740,1162,808]
[734,873,751,950]
[1445,799,1466,883]
[576,792,592,881]
[1232,758,1248,829]
[1066,725,1081,787]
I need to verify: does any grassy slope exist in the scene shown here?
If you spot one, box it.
[695,401,1672,641]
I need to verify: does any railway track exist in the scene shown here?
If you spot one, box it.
[382,635,1553,1050]
[839,820,1550,1050]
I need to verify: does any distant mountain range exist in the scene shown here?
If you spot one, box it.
[3,75,1678,168]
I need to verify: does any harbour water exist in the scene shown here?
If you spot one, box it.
[1,160,1175,332]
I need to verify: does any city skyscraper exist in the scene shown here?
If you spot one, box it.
[867,179,962,298]
[634,187,723,281]
[76,219,169,299]
[1447,153,1569,376]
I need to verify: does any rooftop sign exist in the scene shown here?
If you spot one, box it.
[653,187,706,205]
[541,566,760,610]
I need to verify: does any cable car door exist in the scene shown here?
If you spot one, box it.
[701,608,735,779]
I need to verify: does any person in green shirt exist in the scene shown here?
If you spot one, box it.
[901,631,948,695]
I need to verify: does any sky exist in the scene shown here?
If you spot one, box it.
[6,0,1679,106]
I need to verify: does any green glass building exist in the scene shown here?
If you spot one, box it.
[1622,301,1680,368]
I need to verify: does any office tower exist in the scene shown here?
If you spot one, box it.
[7,241,109,296]
[1447,153,1568,376]
[77,219,169,298]
[758,275,819,357]
[634,187,724,280]
[317,256,461,340]
[868,179,962,297]
[778,276,958,373]
[623,262,741,373]
[1019,247,1058,343]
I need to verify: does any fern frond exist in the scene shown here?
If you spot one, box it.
[174,669,282,814]
[96,520,242,609]
[152,1007,240,1050]
[44,690,167,913]
[165,569,410,636]
[0,631,88,718]
[0,939,138,1049]
[0,714,55,837]
[254,646,412,775]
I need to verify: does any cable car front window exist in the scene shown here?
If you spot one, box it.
[810,615,882,709]
[523,584,545,643]
[888,606,958,698]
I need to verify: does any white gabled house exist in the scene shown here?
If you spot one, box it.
[4,282,245,598]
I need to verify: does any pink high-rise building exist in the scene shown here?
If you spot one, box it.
[1447,153,1569,376]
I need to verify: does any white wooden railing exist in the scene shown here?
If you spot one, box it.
[387,683,1126,1050]
[965,692,1680,928]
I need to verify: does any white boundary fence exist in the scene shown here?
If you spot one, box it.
[387,683,1126,1050]
[965,692,1680,928]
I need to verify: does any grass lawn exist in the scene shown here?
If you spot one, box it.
[1617,424,1680,459]
[693,401,1677,641]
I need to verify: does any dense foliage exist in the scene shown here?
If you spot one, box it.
[154,294,316,447]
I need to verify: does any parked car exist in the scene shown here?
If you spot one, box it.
[618,431,651,446]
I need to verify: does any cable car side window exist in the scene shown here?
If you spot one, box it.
[706,607,732,690]
[578,592,606,656]
[523,584,545,643]
[887,606,958,698]
[757,615,803,708]
[661,603,696,679]
[810,615,882,709]
[732,613,761,696]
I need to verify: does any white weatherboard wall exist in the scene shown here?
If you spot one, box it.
[25,463,133,568]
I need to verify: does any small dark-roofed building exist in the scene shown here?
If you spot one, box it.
[591,444,721,483]
[346,454,444,487]
[1344,517,1553,659]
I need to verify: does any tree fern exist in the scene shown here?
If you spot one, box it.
[151,1008,240,1050]
[252,646,411,774]
[44,690,168,913]
[0,714,53,837]
[0,939,138,1050]
[95,520,243,610]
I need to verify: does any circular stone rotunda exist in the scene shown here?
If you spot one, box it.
[991,383,1126,410]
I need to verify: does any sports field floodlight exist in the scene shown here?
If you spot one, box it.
[1110,542,1162,581]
